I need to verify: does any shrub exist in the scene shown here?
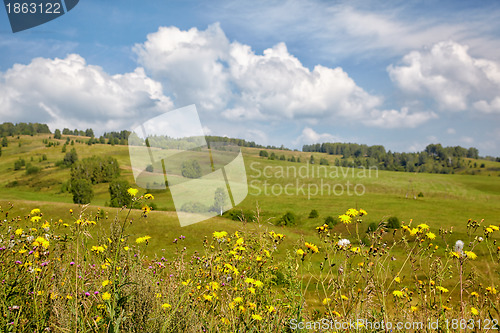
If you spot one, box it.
[25,164,41,175]
[366,222,378,233]
[109,180,132,207]
[386,216,400,229]
[308,209,319,218]
[417,192,424,197]
[223,209,257,222]
[259,150,269,157]
[14,158,25,170]
[278,212,297,226]
[319,158,329,165]
[181,160,202,179]
[70,178,94,204]
[62,148,78,166]
[324,215,338,227]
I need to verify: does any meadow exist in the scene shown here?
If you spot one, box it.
[0,134,499,332]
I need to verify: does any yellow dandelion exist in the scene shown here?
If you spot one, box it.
[144,193,154,200]
[102,292,111,301]
[471,292,479,297]
[488,225,499,231]
[296,249,305,256]
[253,280,263,288]
[248,287,256,294]
[305,242,319,253]
[345,208,359,217]
[251,314,262,321]
[417,223,429,230]
[426,232,436,240]
[341,295,348,301]
[359,209,367,216]
[233,297,243,303]
[267,305,276,313]
[465,251,477,260]
[392,290,404,298]
[31,216,41,223]
[30,208,41,216]
[394,276,401,283]
[437,286,449,293]
[127,188,139,197]
[213,231,228,239]
[471,307,479,316]
[161,303,171,309]
[102,280,112,287]
[338,214,352,224]
[322,298,332,305]
[486,286,497,294]
[15,228,23,236]
[411,306,418,312]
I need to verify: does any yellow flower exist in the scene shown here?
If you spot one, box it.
[209,282,220,290]
[267,305,276,313]
[102,292,111,301]
[417,223,429,230]
[345,208,359,217]
[465,251,477,260]
[221,317,230,325]
[409,228,418,236]
[253,280,263,288]
[144,193,154,200]
[305,242,319,253]
[155,293,162,298]
[102,280,112,287]
[322,298,332,305]
[213,231,228,239]
[30,208,41,216]
[91,245,106,253]
[471,307,479,316]
[245,278,255,284]
[394,276,401,283]
[341,295,348,301]
[471,292,479,297]
[236,237,244,245]
[359,209,367,216]
[486,227,494,233]
[233,297,243,303]
[248,287,256,294]
[442,305,452,311]
[15,228,23,236]
[338,214,352,224]
[486,286,497,294]
[488,225,499,231]
[251,314,262,321]
[181,279,191,286]
[437,286,449,293]
[31,216,41,223]
[296,249,305,256]
[202,294,213,302]
[66,295,73,300]
[426,232,436,240]
[41,222,50,229]
[450,251,460,259]
[136,235,151,244]
[411,306,418,312]
[392,290,404,298]
[124,246,129,251]
[127,188,139,197]
[248,302,257,310]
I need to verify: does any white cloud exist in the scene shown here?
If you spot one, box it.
[388,41,500,113]
[0,54,173,134]
[293,127,340,146]
[135,24,433,128]
[446,128,456,134]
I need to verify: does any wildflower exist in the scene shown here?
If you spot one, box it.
[305,242,319,253]
[136,236,151,244]
[144,193,154,200]
[409,228,418,236]
[181,279,191,286]
[221,317,230,325]
[488,225,499,231]
[66,295,73,300]
[236,237,244,245]
[233,297,243,303]
[251,314,262,321]
[245,278,255,284]
[392,290,404,298]
[437,286,449,293]
[338,214,352,224]
[454,240,464,254]
[102,292,111,301]
[31,216,41,223]
[31,208,41,216]
[450,251,460,259]
[464,251,477,260]
[345,208,359,217]
[486,286,497,294]
[248,302,257,310]
[213,231,228,239]
[426,232,436,240]
[267,305,276,313]
[124,246,129,251]
[209,282,220,290]
[359,209,367,216]
[248,287,256,294]
[127,188,139,197]
[15,228,23,236]
[338,239,350,247]
[417,223,429,230]
[322,298,332,305]
[296,249,305,256]
[91,246,105,253]
[471,307,479,316]
[253,280,263,288]
[471,292,479,297]
[202,294,213,302]
[411,306,418,312]
[394,276,401,283]
[341,295,348,301]
[102,280,112,287]
[442,305,452,311]
[41,222,50,229]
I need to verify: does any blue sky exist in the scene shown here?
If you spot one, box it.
[1,0,500,156]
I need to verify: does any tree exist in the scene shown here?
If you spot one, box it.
[259,150,269,157]
[181,160,202,179]
[54,129,62,139]
[71,179,94,204]
[85,128,94,138]
[212,187,228,215]
[1,136,8,147]
[63,148,78,166]
[308,209,319,218]
[310,155,315,164]
[109,180,132,207]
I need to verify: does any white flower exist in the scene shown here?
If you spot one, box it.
[338,239,351,247]
[454,240,464,254]
[478,237,484,242]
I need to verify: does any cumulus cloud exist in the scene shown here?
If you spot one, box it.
[388,41,500,113]
[0,54,173,133]
[134,24,433,128]
[293,127,341,146]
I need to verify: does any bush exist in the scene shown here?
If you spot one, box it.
[70,178,94,204]
[278,212,297,226]
[319,158,329,165]
[62,148,78,166]
[181,160,202,179]
[386,216,400,229]
[366,222,378,233]
[109,180,132,207]
[223,209,257,222]
[25,164,41,175]
[417,192,424,197]
[308,209,319,218]
[324,216,338,227]
[14,158,25,170]
[259,150,269,157]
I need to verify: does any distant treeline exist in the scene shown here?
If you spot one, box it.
[302,142,499,173]
[0,122,50,136]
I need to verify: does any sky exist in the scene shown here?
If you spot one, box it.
[1,0,500,156]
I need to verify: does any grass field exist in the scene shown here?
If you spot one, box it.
[1,134,499,331]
